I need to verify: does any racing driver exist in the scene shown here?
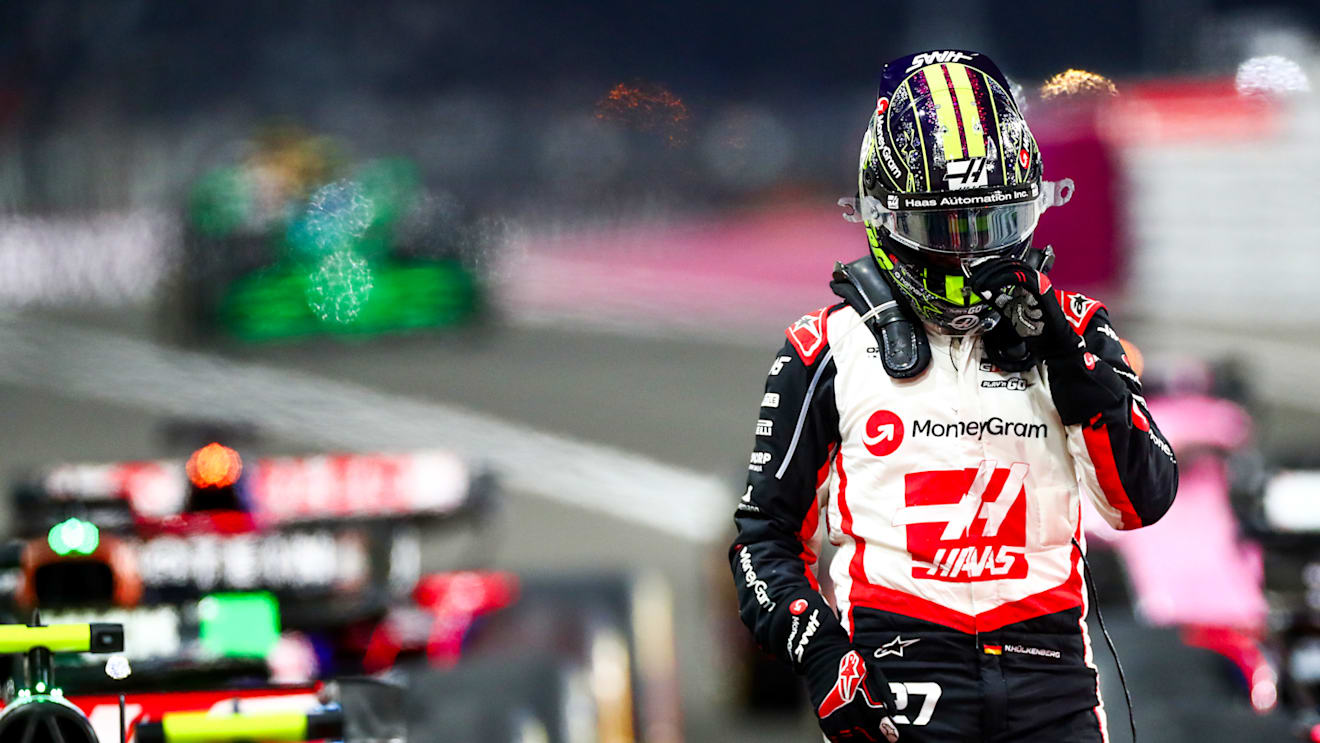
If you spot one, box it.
[730,49,1177,743]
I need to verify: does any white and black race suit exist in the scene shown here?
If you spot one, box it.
[731,295,1177,742]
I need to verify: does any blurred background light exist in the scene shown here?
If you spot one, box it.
[1040,69,1120,100]
[47,517,99,557]
[295,179,376,259]
[186,443,244,489]
[594,82,692,147]
[1235,54,1311,96]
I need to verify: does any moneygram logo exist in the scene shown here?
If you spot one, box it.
[912,417,1047,440]
[863,410,904,456]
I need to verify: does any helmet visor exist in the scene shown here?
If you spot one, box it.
[888,202,1039,255]
[851,178,1074,257]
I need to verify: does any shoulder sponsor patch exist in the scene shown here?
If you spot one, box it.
[786,307,830,365]
[1055,290,1104,332]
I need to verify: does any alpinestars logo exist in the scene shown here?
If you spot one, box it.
[944,158,990,190]
[816,651,873,718]
[892,461,1030,582]
[1059,291,1102,332]
[873,635,920,659]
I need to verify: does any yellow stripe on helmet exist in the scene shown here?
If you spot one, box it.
[981,71,1008,180]
[869,241,894,270]
[945,64,986,159]
[922,66,965,161]
[902,79,931,189]
[943,273,980,306]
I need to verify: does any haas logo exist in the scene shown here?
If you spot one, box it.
[892,461,1030,582]
[863,410,904,456]
[944,158,990,190]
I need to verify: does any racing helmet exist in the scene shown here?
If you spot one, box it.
[856,49,1071,333]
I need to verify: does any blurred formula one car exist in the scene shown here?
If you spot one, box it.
[0,617,361,743]
[1233,460,1320,739]
[2,444,505,682]
[175,125,486,343]
[1083,358,1277,711]
[3,443,684,743]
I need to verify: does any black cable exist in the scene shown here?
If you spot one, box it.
[1073,537,1137,743]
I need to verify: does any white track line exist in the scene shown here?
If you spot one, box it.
[0,315,730,542]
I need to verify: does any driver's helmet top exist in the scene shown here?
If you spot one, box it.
[858,49,1060,334]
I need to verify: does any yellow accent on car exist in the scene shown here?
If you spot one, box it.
[0,625,93,653]
[160,711,308,742]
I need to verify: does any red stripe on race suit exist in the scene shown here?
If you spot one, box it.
[799,494,821,591]
[816,449,834,490]
[835,450,868,640]
[848,544,1084,633]
[818,447,836,535]
[1130,401,1151,432]
[1081,423,1143,530]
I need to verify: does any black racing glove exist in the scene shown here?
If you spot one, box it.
[805,647,900,742]
[965,258,1084,360]
[967,257,1128,425]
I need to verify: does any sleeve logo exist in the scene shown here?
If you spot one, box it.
[1057,290,1103,332]
[786,308,829,365]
